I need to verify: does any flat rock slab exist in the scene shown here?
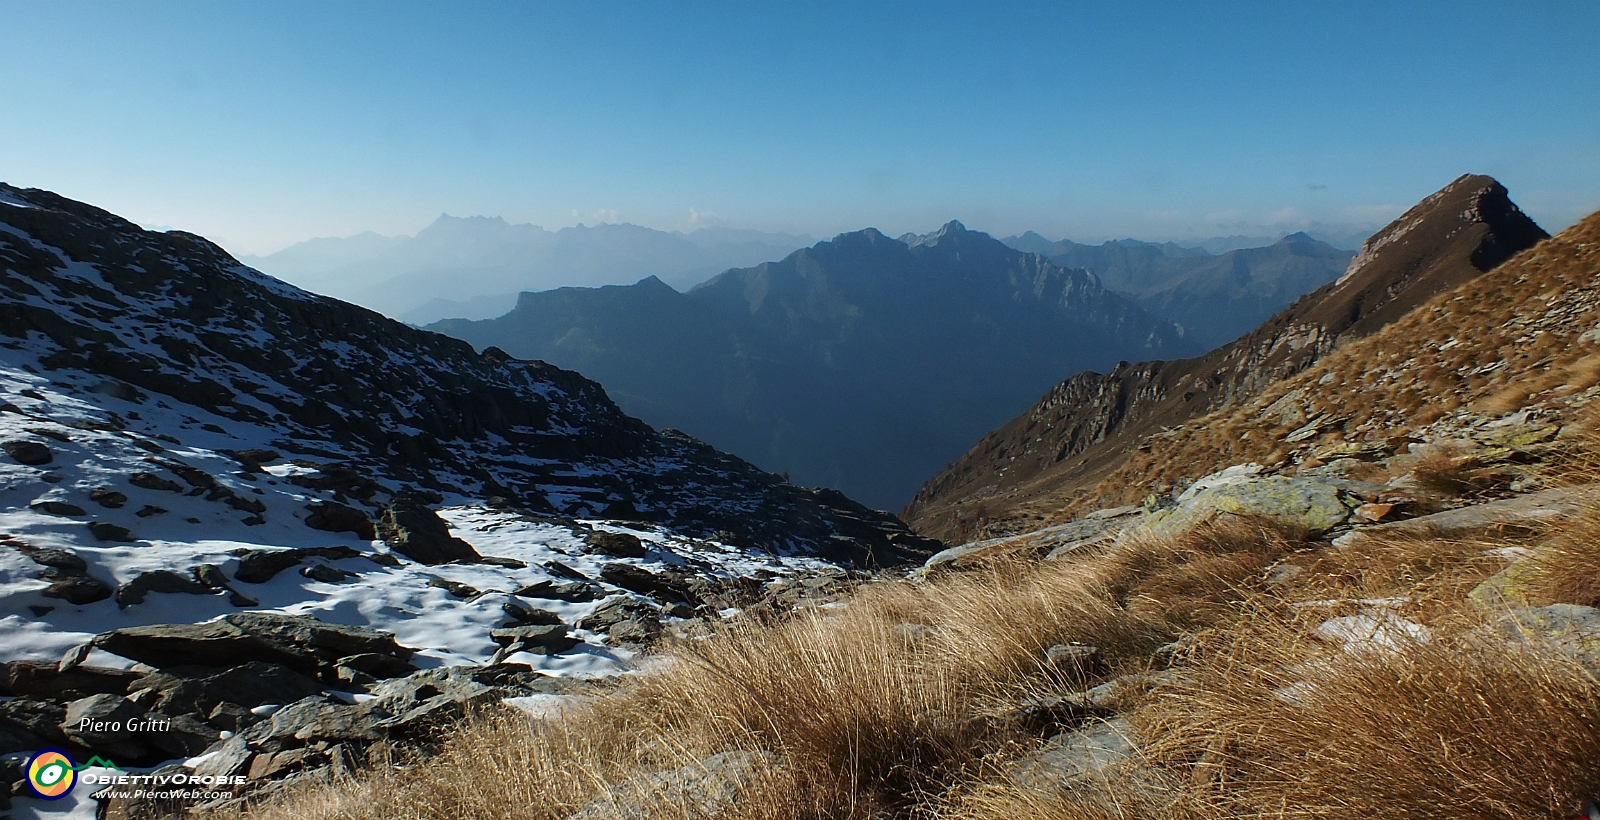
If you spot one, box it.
[920,515,1140,574]
[1011,718,1136,790]
[1341,484,1600,543]
[93,612,411,674]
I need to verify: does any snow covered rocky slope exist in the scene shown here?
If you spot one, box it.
[0,184,935,818]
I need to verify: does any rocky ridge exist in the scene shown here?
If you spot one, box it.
[905,175,1550,541]
[0,182,933,564]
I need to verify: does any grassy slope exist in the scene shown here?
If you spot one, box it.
[217,212,1600,820]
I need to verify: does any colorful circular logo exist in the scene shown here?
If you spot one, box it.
[26,749,76,799]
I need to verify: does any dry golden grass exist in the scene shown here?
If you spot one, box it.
[221,498,1600,820]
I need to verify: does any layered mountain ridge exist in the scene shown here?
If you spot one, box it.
[433,221,1196,509]
[243,215,814,323]
[905,174,1549,541]
[0,183,929,563]
[1002,231,1356,349]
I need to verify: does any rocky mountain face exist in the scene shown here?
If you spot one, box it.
[1003,232,1357,350]
[432,221,1196,510]
[906,175,1549,542]
[242,216,813,323]
[0,183,929,564]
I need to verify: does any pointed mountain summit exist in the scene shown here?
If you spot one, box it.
[905,174,1549,542]
[434,224,1194,509]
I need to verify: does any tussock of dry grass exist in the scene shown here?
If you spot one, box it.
[223,500,1600,820]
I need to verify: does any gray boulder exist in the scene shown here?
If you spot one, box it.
[1011,718,1137,790]
[1144,475,1352,536]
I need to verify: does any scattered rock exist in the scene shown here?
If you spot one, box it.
[544,560,590,580]
[515,579,600,603]
[233,546,363,583]
[2,440,52,465]
[377,496,480,565]
[1488,604,1600,668]
[304,501,377,541]
[585,531,649,558]
[42,571,115,605]
[301,564,355,583]
[426,578,481,599]
[61,693,148,758]
[89,488,129,508]
[129,472,184,492]
[501,601,563,626]
[90,521,137,542]
[600,563,693,604]
[136,504,168,517]
[489,624,579,656]
[30,499,86,516]
[116,569,215,607]
[20,546,87,572]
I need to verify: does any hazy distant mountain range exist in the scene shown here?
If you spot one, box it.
[1003,232,1357,349]
[431,222,1198,510]
[241,216,815,323]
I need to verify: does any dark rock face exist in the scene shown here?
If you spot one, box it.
[0,184,936,566]
[378,496,481,565]
[2,439,52,465]
[584,530,649,558]
[906,175,1551,541]
[115,569,213,607]
[304,501,377,540]
[30,499,86,516]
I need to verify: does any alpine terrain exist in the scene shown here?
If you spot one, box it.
[0,183,934,818]
[432,221,1197,510]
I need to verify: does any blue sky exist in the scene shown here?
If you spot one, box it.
[2,1,1597,255]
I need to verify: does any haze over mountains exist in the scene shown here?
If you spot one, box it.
[432,222,1199,510]
[241,217,814,324]
[1002,232,1356,349]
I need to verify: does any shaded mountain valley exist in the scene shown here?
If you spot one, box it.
[431,222,1198,510]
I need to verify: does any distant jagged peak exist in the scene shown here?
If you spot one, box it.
[900,219,977,248]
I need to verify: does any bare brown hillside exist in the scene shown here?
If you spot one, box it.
[1064,206,1600,516]
[905,175,1549,541]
